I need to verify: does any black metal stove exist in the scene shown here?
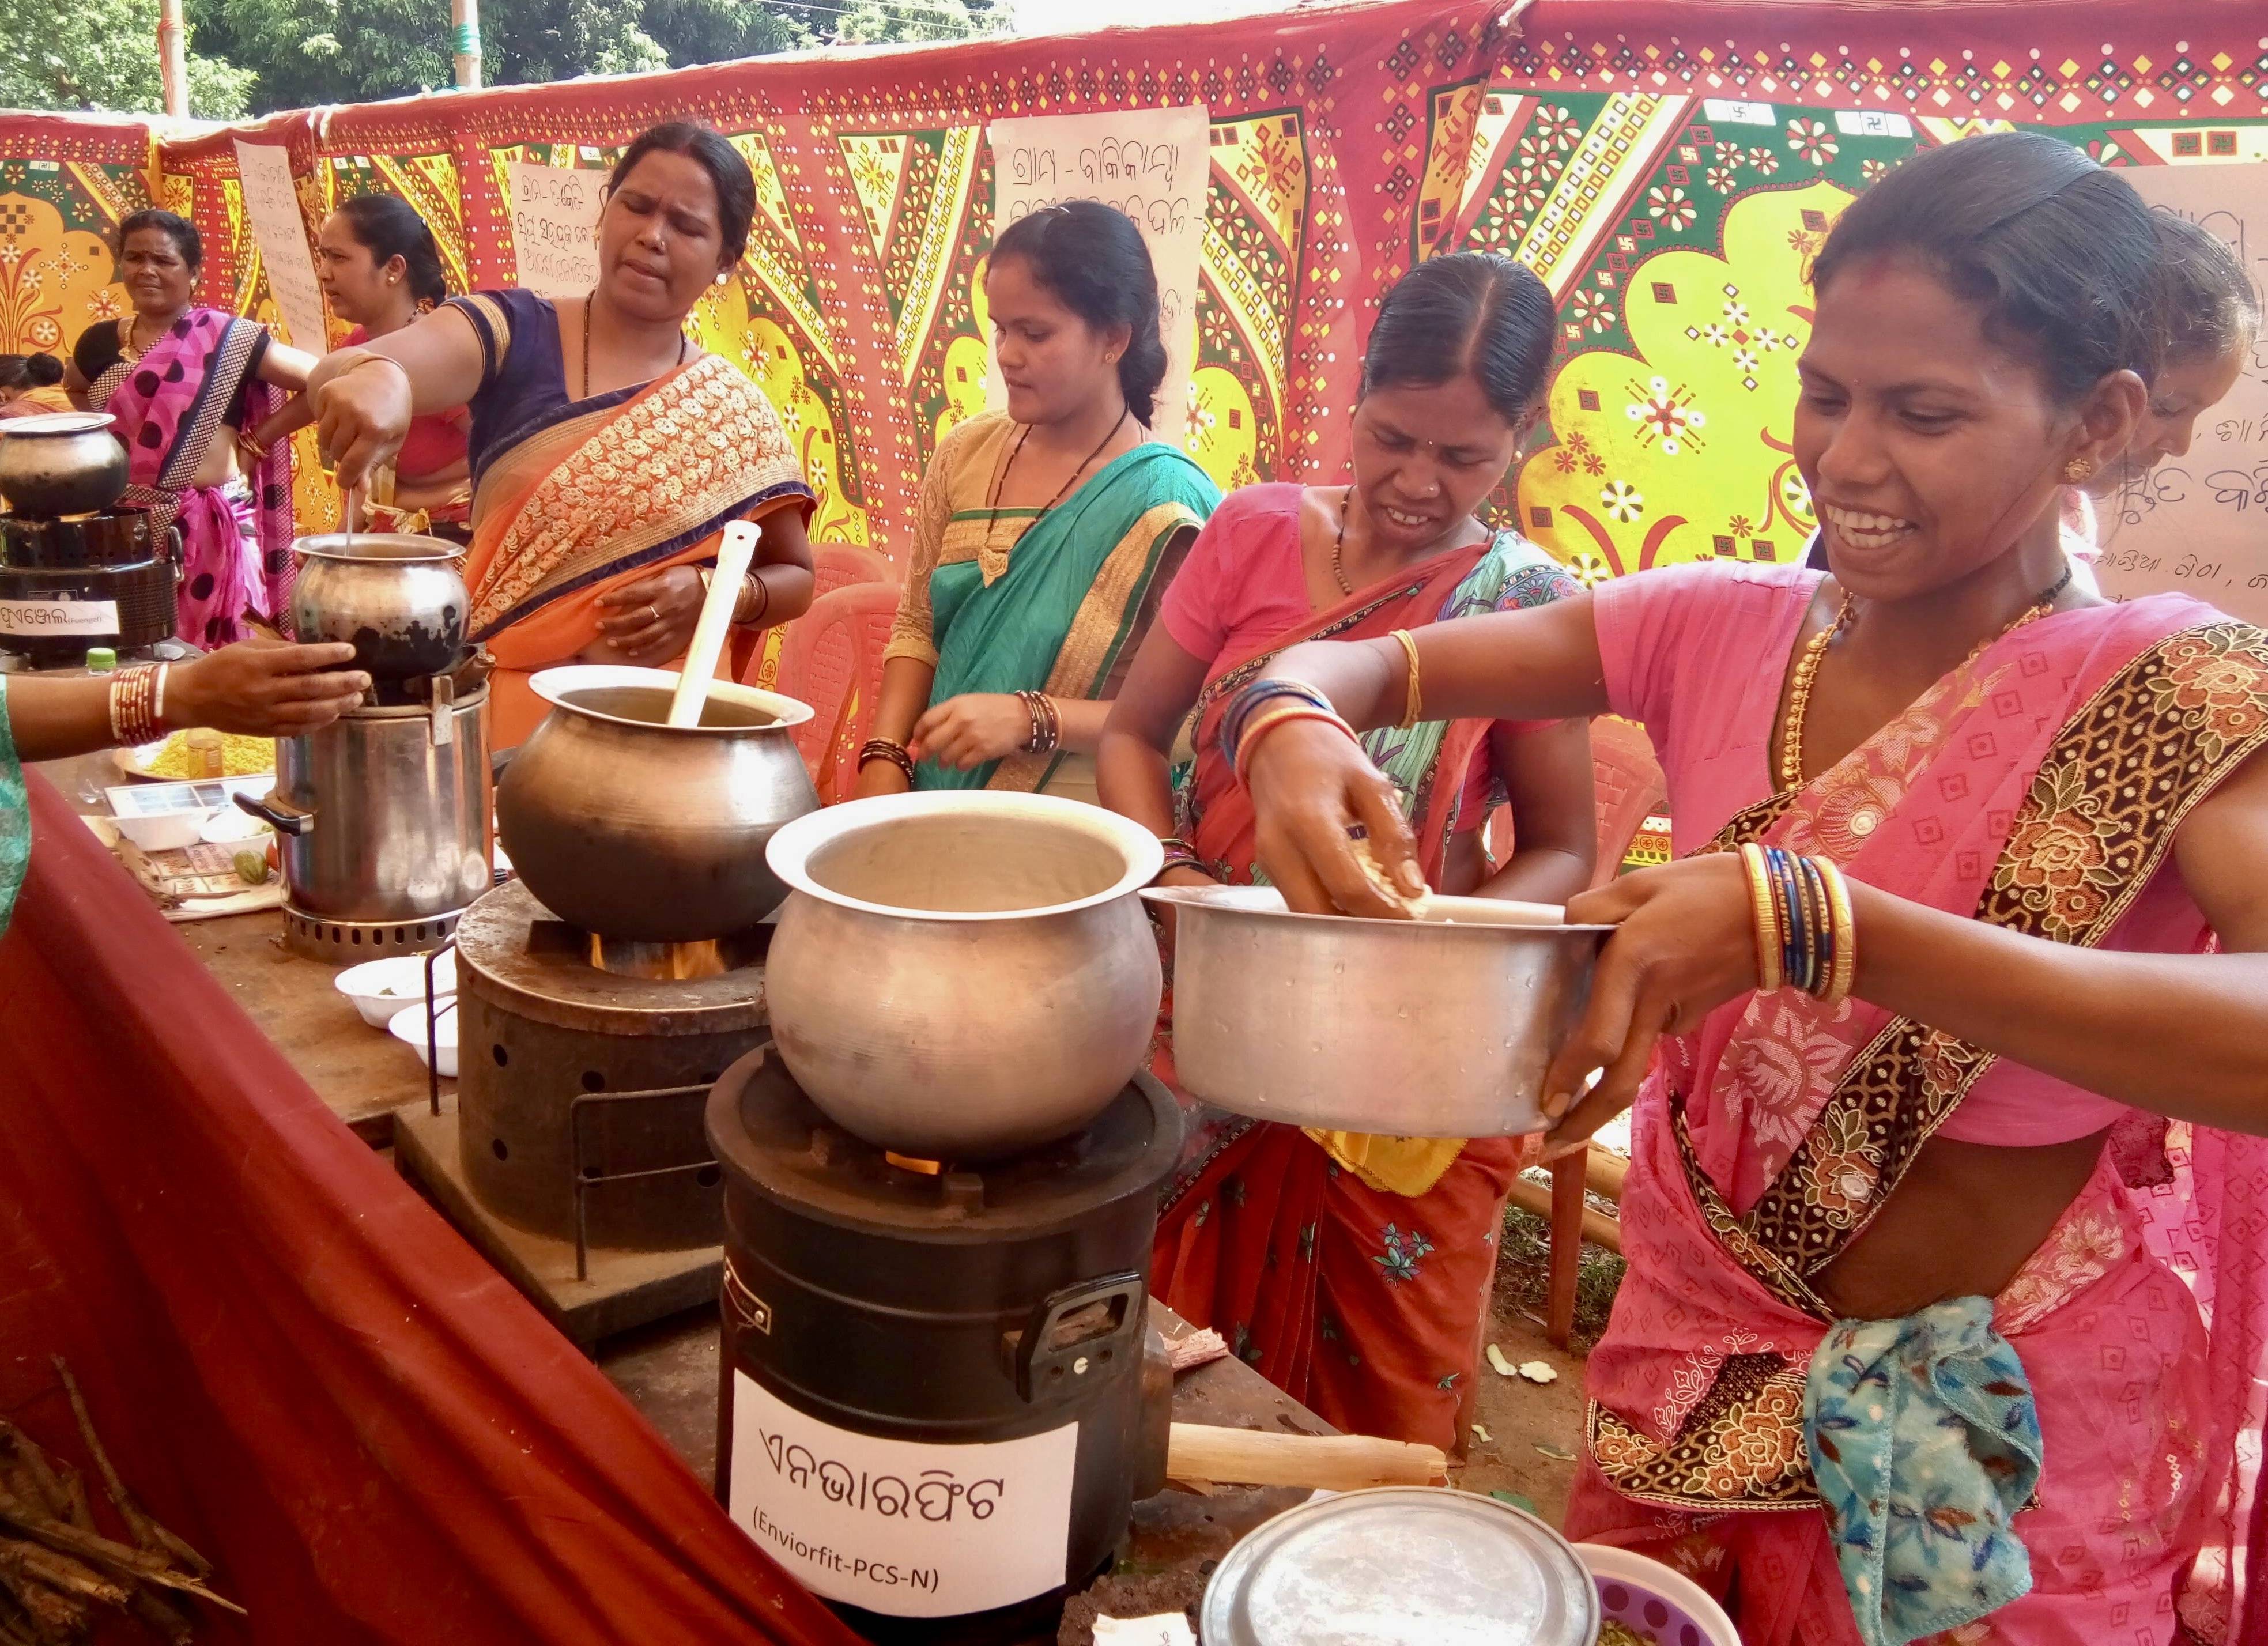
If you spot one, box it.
[708,1044,1178,1641]
[452,878,771,1256]
[0,508,179,667]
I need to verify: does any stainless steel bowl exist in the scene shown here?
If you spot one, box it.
[497,665,818,942]
[1146,884,1608,1137]
[0,412,129,516]
[763,792,1164,1159]
[292,532,467,678]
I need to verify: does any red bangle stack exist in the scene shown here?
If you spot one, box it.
[108,664,165,747]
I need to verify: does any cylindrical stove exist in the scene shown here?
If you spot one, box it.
[707,1045,1179,1641]
[455,879,770,1251]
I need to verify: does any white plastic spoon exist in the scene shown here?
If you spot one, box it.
[666,518,761,728]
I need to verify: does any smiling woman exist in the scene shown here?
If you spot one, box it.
[1211,133,2268,1644]
[305,123,817,747]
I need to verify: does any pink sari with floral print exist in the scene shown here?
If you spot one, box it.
[1565,563,2268,1645]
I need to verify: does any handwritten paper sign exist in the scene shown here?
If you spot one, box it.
[2093,161,2268,624]
[984,107,1209,444]
[504,160,602,297]
[231,141,329,352]
[727,1371,1077,1618]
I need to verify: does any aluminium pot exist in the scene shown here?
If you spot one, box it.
[1144,883,1608,1138]
[761,791,1164,1160]
[291,532,467,679]
[0,413,130,517]
[496,664,818,943]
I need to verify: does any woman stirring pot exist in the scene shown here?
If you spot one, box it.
[248,194,472,539]
[308,123,816,748]
[1227,134,2268,1642]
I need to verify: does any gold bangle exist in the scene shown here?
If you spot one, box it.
[1390,628,1424,730]
[1739,843,1783,992]
[1234,701,1359,790]
[1817,857,1857,1005]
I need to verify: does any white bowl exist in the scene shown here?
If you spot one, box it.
[1575,1543,1741,1646]
[338,952,457,1028]
[111,809,210,852]
[388,1000,458,1077]
[200,807,272,844]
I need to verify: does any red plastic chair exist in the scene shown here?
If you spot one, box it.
[1486,715,1666,892]
[812,542,895,601]
[770,583,901,804]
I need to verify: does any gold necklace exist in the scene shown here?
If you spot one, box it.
[1330,486,1355,594]
[981,408,1129,529]
[1777,562,2074,791]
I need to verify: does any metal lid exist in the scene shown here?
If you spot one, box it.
[0,412,114,437]
[1201,1488,1599,1646]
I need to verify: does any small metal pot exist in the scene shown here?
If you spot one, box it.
[1145,884,1608,1137]
[497,664,818,942]
[0,413,130,516]
[291,533,467,679]
[762,792,1164,1160]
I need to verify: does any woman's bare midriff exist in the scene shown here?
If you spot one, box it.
[1811,1128,2109,1320]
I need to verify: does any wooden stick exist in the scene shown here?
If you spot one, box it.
[48,1360,159,1554]
[142,1520,211,1581]
[0,1539,129,1607]
[0,1431,69,1524]
[1164,1423,1447,1491]
[0,1584,42,1646]
[51,1473,90,1539]
[0,1562,81,1643]
[127,1584,197,1646]
[0,1509,242,1616]
[1505,1175,1622,1254]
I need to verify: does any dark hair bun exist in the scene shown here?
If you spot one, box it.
[334,193,450,307]
[1811,131,2160,405]
[991,201,1167,426]
[608,122,757,267]
[1360,251,1558,424]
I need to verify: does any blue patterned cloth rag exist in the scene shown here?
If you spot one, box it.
[1803,1296,2044,1646]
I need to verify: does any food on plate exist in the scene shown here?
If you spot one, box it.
[131,731,275,779]
[1599,1623,1655,1646]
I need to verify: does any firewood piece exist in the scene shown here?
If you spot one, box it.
[0,1584,42,1646]
[49,1474,89,1541]
[126,1585,196,1646]
[141,1520,211,1582]
[48,1361,159,1555]
[0,1560,83,1643]
[0,1539,128,1607]
[0,1430,69,1524]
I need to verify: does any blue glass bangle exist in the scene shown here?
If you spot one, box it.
[1798,856,1833,997]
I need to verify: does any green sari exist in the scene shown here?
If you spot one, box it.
[915,441,1218,792]
[0,678,25,937]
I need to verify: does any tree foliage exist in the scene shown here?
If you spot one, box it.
[1,0,255,118]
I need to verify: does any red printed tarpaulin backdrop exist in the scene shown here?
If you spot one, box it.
[2,1,2262,569]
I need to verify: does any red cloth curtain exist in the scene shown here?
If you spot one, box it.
[0,775,856,1646]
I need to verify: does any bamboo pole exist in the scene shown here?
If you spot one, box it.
[451,0,483,90]
[156,0,188,116]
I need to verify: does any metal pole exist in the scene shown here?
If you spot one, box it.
[451,0,482,90]
[156,0,188,116]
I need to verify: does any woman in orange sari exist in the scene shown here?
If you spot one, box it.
[1098,253,1596,1451]
[310,123,814,746]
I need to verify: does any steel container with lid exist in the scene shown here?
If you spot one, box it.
[1200,1488,1599,1646]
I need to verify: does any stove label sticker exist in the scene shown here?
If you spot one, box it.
[0,597,120,637]
[729,1371,1078,1617]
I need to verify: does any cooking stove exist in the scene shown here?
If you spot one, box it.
[0,507,179,667]
[708,1043,1178,1641]
[391,877,771,1349]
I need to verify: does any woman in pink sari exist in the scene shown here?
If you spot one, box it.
[1222,133,2268,1645]
[66,210,310,645]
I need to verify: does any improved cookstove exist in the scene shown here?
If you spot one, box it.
[708,1044,1179,1643]
[393,878,771,1349]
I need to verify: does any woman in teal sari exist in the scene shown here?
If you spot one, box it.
[857,202,1218,802]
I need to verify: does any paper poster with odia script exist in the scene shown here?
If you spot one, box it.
[232,141,330,353]
[504,161,603,299]
[983,108,1209,446]
[2093,161,2268,625]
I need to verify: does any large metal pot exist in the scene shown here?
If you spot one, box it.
[292,533,467,679]
[762,792,1164,1159]
[0,413,129,516]
[1145,884,1608,1137]
[497,664,817,942]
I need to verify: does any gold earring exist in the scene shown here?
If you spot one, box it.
[2063,456,2093,482]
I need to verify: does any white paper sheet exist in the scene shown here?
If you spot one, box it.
[2093,163,2268,624]
[983,107,1209,444]
[231,141,329,352]
[504,160,603,298]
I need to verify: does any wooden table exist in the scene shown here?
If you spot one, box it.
[41,756,1331,1639]
[40,754,446,1145]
